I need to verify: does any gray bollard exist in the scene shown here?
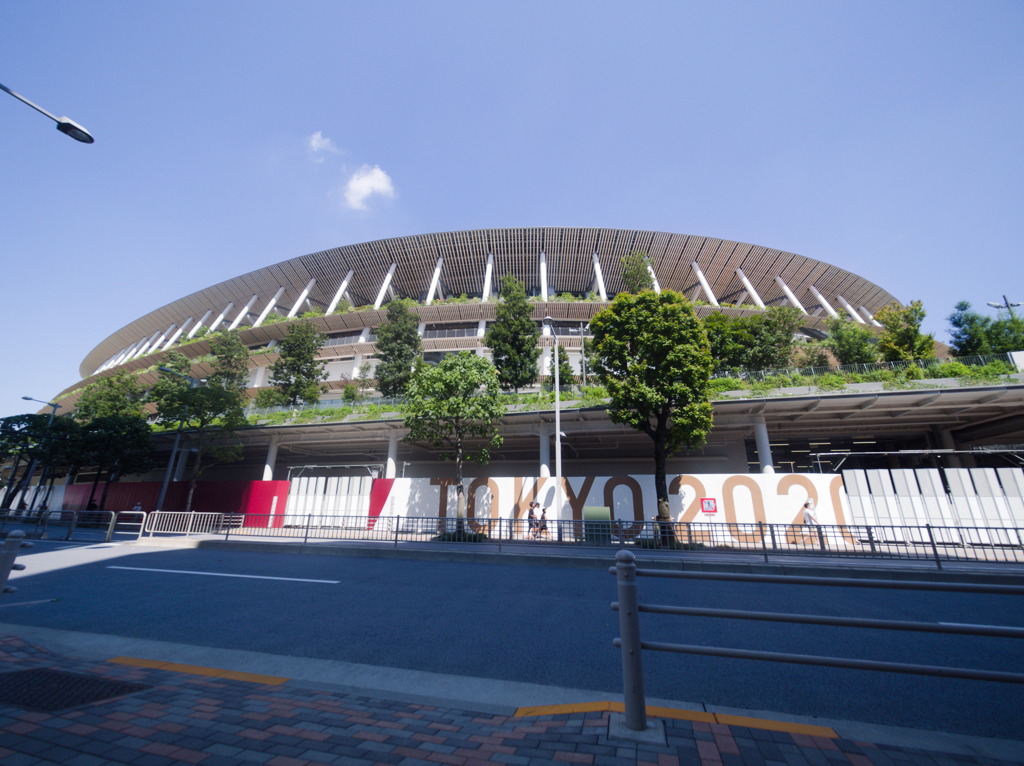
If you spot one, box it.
[1,530,33,594]
[614,549,647,730]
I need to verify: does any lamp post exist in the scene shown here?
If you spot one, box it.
[19,397,61,512]
[1,82,94,143]
[987,295,1021,318]
[154,368,201,513]
[543,317,563,527]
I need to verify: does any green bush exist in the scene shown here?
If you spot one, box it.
[709,377,747,395]
[815,373,848,391]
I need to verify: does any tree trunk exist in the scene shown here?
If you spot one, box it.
[185,449,203,513]
[652,416,676,546]
[454,444,466,535]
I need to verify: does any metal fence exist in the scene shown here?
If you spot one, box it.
[138,514,1024,566]
[0,509,146,542]
[610,550,1024,731]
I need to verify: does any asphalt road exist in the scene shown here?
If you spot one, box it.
[3,540,1023,739]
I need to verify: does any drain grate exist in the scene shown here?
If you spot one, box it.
[0,668,150,712]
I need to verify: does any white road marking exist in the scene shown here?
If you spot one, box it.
[107,566,339,584]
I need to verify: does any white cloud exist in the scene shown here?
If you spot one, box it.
[308,131,338,161]
[343,165,396,210]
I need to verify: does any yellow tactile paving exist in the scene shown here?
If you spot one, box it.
[107,656,289,686]
[514,701,837,737]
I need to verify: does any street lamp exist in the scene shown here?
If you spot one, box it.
[19,397,61,512]
[543,317,563,528]
[1,82,95,143]
[987,295,1021,317]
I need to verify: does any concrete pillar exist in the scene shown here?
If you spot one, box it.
[482,253,494,301]
[186,309,214,339]
[253,287,287,327]
[837,295,866,324]
[753,416,775,473]
[425,257,443,305]
[539,251,548,300]
[774,276,807,314]
[736,268,766,309]
[263,439,280,481]
[385,434,399,479]
[539,425,552,477]
[228,295,260,330]
[373,263,397,309]
[287,278,317,317]
[326,270,355,314]
[691,262,720,306]
[592,253,608,300]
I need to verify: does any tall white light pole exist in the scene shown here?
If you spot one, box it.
[544,317,563,524]
[987,295,1021,318]
[1,82,95,143]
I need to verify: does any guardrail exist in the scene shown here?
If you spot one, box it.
[139,513,1024,566]
[610,550,1024,731]
[0,509,146,542]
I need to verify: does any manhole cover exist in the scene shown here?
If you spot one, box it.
[0,668,150,712]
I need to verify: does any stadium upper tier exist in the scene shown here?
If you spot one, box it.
[72,227,897,397]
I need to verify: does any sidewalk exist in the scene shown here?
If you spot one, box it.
[2,629,1022,766]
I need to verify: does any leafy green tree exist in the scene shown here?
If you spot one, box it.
[987,313,1024,353]
[485,275,540,392]
[875,300,935,361]
[207,330,251,394]
[374,299,422,397]
[793,342,832,370]
[268,320,328,405]
[589,291,714,537]
[80,415,153,510]
[621,251,655,294]
[403,352,505,532]
[704,306,802,372]
[544,343,575,392]
[947,300,1024,356]
[73,370,146,422]
[824,315,879,365]
[0,414,51,509]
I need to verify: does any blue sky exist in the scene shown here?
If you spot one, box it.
[2,1,1022,418]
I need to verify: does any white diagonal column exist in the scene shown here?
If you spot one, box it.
[425,258,443,305]
[836,296,866,323]
[162,317,193,350]
[736,269,765,308]
[228,295,259,330]
[860,306,883,327]
[287,278,316,317]
[807,286,838,318]
[774,276,807,314]
[132,330,163,359]
[326,270,354,314]
[253,287,286,327]
[539,252,548,300]
[592,253,608,300]
[691,262,720,306]
[374,263,397,309]
[482,253,494,302]
[186,309,214,339]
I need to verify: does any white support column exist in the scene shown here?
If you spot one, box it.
[148,323,176,354]
[133,330,163,359]
[228,295,260,330]
[425,257,443,305]
[263,438,280,481]
[647,261,661,294]
[385,434,398,479]
[482,253,494,301]
[287,278,316,317]
[836,296,866,323]
[162,317,193,351]
[539,425,552,478]
[539,252,548,301]
[252,366,269,389]
[592,253,608,301]
[187,309,214,339]
[807,286,838,318]
[753,416,775,474]
[253,287,286,328]
[859,305,883,327]
[351,352,364,379]
[96,353,120,373]
[326,270,355,314]
[691,262,720,306]
[736,268,765,308]
[115,339,146,366]
[774,276,808,314]
[476,319,487,338]
[209,303,234,333]
[373,263,397,309]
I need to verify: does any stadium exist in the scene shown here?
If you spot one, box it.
[32,228,1024,533]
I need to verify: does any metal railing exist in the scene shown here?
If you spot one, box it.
[0,509,146,542]
[610,550,1024,731]
[138,514,1024,566]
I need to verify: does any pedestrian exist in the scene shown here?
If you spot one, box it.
[132,501,143,514]
[537,507,548,539]
[801,499,818,526]
[527,502,539,539]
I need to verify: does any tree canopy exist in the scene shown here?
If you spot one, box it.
[704,306,803,372]
[824,315,879,365]
[268,320,328,405]
[875,301,934,361]
[374,298,422,397]
[73,370,146,422]
[403,352,505,530]
[620,251,655,294]
[589,290,714,530]
[485,275,540,392]
[947,300,1024,356]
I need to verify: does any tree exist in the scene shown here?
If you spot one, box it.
[589,291,714,538]
[824,316,878,365]
[79,415,152,510]
[987,313,1024,353]
[152,351,247,512]
[704,306,802,372]
[374,299,422,397]
[0,414,51,509]
[207,330,251,393]
[485,275,540,392]
[268,320,328,405]
[621,251,655,294]
[403,352,505,533]
[948,300,1024,356]
[73,370,146,422]
[543,343,575,392]
[875,301,934,362]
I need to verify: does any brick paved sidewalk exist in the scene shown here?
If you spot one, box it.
[0,635,1018,766]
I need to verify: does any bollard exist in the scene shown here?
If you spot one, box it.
[1,530,33,594]
[614,549,648,731]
